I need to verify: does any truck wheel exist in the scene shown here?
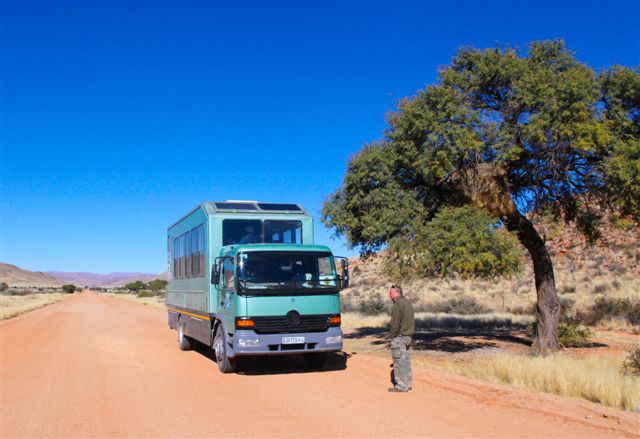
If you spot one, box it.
[304,353,327,369]
[178,318,192,351]
[213,325,236,373]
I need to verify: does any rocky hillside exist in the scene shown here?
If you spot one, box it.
[344,217,640,314]
[0,263,64,288]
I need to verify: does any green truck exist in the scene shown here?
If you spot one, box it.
[166,201,348,373]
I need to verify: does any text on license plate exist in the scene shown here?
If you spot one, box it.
[282,336,305,344]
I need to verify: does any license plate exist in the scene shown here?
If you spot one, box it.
[282,336,305,344]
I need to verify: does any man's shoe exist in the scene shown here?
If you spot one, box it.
[388,387,409,393]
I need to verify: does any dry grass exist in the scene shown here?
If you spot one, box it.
[0,293,70,320]
[101,292,166,310]
[431,352,640,411]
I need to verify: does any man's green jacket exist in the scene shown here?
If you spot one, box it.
[390,296,415,337]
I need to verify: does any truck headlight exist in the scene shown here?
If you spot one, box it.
[238,338,260,347]
[325,335,342,344]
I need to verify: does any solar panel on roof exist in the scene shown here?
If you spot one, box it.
[214,202,258,210]
[257,203,302,211]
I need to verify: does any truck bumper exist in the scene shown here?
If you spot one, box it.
[229,327,343,357]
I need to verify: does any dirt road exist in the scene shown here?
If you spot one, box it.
[1,293,638,438]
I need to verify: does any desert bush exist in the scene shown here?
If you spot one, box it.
[3,289,32,296]
[560,285,576,294]
[359,294,388,315]
[427,296,492,315]
[612,280,622,290]
[592,283,609,294]
[580,296,639,326]
[62,284,76,294]
[125,280,147,292]
[148,279,168,291]
[136,290,154,298]
[623,348,640,376]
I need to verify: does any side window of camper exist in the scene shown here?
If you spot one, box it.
[179,234,185,278]
[222,257,235,290]
[191,226,199,277]
[198,224,205,277]
[184,232,191,277]
[173,237,179,279]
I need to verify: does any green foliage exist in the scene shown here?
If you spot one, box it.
[61,284,76,294]
[323,39,639,259]
[601,66,640,219]
[0,282,8,292]
[147,279,168,291]
[384,206,522,279]
[124,280,147,292]
[623,348,640,376]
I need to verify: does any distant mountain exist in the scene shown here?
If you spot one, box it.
[0,263,65,287]
[45,271,167,288]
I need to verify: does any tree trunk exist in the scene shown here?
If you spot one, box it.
[504,210,560,354]
[454,164,561,354]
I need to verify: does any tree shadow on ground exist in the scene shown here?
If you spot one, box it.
[345,326,609,353]
[344,326,532,353]
[193,344,349,375]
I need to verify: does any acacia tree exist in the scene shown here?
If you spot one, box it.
[323,40,639,354]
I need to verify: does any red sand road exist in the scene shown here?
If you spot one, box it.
[1,293,638,438]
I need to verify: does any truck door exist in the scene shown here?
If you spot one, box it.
[216,256,236,334]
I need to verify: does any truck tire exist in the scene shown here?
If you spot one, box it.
[304,353,327,369]
[213,325,236,373]
[178,318,193,351]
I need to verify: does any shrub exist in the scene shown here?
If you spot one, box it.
[612,280,622,290]
[4,288,31,296]
[428,296,492,315]
[561,285,576,294]
[623,348,640,376]
[124,280,147,292]
[359,295,388,315]
[136,290,154,298]
[62,284,77,294]
[580,296,637,326]
[592,283,609,294]
[148,279,168,291]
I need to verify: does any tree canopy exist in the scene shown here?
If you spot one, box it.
[124,280,147,292]
[323,40,640,354]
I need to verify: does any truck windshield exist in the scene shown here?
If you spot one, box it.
[237,251,338,295]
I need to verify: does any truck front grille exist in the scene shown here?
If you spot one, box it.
[251,314,331,334]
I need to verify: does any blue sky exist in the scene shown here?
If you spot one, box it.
[1,1,638,274]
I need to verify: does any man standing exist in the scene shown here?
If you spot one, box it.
[388,285,415,392]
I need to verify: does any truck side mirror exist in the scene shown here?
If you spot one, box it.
[211,259,221,285]
[341,258,349,289]
[335,257,349,290]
